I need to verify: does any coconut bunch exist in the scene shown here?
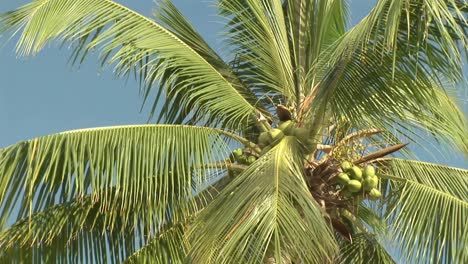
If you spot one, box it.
[336,161,381,200]
[258,120,315,154]
[235,116,402,212]
[248,119,407,241]
[231,147,257,165]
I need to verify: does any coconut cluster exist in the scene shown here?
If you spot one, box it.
[258,120,314,154]
[232,148,257,165]
[336,161,382,200]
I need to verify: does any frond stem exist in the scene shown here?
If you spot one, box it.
[214,128,262,153]
[203,162,247,172]
[377,173,407,182]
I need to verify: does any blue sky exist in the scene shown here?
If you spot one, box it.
[0,0,466,168]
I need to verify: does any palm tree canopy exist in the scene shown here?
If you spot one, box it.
[0,0,467,263]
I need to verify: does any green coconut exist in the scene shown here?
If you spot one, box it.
[232,148,243,159]
[238,155,248,164]
[247,156,256,164]
[293,127,309,142]
[278,120,294,135]
[337,172,351,185]
[268,128,284,142]
[341,161,353,172]
[368,188,382,200]
[347,180,362,192]
[349,166,363,180]
[258,132,271,146]
[363,176,378,191]
[363,165,376,178]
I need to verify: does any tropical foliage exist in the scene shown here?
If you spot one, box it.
[0,0,467,263]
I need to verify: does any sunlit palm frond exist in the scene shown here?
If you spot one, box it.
[328,0,466,83]
[356,204,389,235]
[219,0,296,102]
[0,125,233,230]
[337,233,396,264]
[305,41,468,154]
[376,159,468,263]
[123,224,187,264]
[154,0,221,67]
[0,0,466,263]
[0,189,190,263]
[380,158,468,200]
[0,0,260,129]
[189,137,338,263]
[302,0,466,140]
[408,88,468,155]
[318,0,349,52]
[285,0,348,71]
[0,192,145,263]
[387,181,467,263]
[153,0,271,125]
[284,0,348,108]
[0,164,237,262]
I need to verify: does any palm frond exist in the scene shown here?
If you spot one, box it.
[377,158,468,263]
[337,233,396,264]
[0,164,237,263]
[0,192,139,263]
[306,41,468,154]
[285,0,348,73]
[0,125,232,230]
[329,0,466,83]
[356,204,389,235]
[154,0,220,66]
[189,137,338,263]
[300,0,467,150]
[123,224,187,264]
[152,0,271,125]
[379,158,468,200]
[219,0,296,103]
[284,0,348,109]
[0,0,260,129]
[123,173,242,264]
[284,0,310,109]
[0,189,191,263]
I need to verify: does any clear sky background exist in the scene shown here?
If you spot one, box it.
[0,0,466,168]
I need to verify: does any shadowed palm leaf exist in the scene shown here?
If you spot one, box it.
[337,233,396,264]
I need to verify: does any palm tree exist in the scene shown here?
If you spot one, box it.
[0,0,466,263]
